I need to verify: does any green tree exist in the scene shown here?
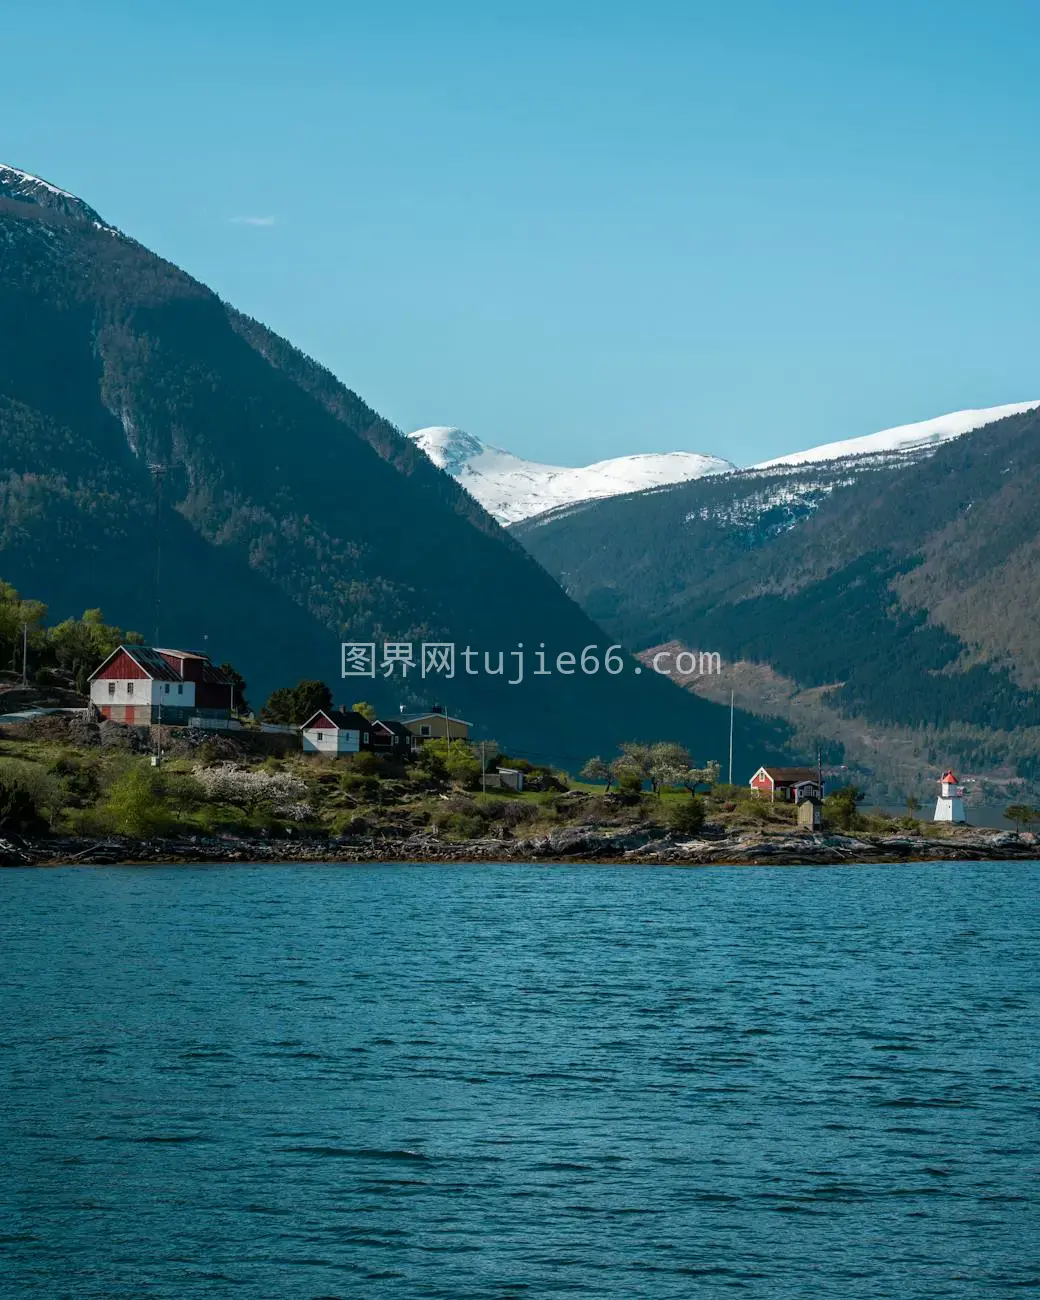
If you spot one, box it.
[260,679,333,725]
[218,662,250,715]
[259,687,296,726]
[0,581,48,678]
[611,742,653,791]
[48,607,139,693]
[615,770,643,796]
[103,765,170,837]
[580,756,613,790]
[291,679,333,723]
[905,793,921,818]
[1004,803,1038,832]
[824,784,865,831]
[421,739,481,789]
[666,796,706,836]
[0,760,57,833]
[351,701,377,721]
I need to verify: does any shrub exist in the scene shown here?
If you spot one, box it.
[0,759,63,832]
[615,770,643,795]
[341,772,379,799]
[434,811,486,839]
[49,754,103,808]
[481,799,536,828]
[349,751,382,777]
[102,765,171,837]
[195,803,251,835]
[823,785,865,832]
[666,797,706,836]
[330,812,369,837]
[418,740,482,788]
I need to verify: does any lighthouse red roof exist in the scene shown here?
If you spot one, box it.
[941,769,958,783]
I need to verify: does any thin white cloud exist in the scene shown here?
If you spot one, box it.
[227,215,277,227]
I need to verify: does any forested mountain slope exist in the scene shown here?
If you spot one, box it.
[0,164,775,766]
[516,407,1040,794]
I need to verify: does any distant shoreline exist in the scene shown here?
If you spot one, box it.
[4,827,1038,870]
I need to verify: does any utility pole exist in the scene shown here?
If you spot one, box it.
[148,464,167,646]
[728,688,734,786]
[154,680,163,767]
[21,621,28,687]
[481,740,486,795]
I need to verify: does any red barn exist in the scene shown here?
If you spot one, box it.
[750,765,824,804]
[89,645,234,726]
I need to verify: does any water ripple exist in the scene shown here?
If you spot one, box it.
[1,859,1038,1298]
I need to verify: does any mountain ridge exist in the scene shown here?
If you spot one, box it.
[408,425,735,524]
[514,405,1040,798]
[0,164,779,769]
[409,403,1039,526]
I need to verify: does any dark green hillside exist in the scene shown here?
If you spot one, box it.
[515,408,1040,789]
[0,168,780,768]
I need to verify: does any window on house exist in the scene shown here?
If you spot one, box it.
[108,681,116,696]
[420,724,431,737]
[363,733,369,744]
[127,682,133,696]
[177,684,183,695]
[165,683,170,694]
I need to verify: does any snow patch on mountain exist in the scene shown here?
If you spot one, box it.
[0,163,115,232]
[408,426,735,524]
[753,402,1040,469]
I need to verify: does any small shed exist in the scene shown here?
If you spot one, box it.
[797,797,822,830]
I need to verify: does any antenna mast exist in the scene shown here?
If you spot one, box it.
[148,464,167,646]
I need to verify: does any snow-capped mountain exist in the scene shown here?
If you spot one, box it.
[0,163,113,229]
[753,402,1040,469]
[411,404,1039,526]
[407,426,735,524]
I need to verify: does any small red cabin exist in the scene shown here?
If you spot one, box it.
[750,765,824,803]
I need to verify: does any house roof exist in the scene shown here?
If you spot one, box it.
[400,712,473,726]
[301,708,372,731]
[89,644,181,682]
[372,718,412,738]
[758,766,821,784]
[89,644,229,685]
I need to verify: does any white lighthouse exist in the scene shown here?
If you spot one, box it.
[933,769,967,823]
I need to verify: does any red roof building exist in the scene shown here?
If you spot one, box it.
[750,765,825,804]
[88,645,234,726]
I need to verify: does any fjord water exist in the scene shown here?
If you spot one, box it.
[2,863,1037,1299]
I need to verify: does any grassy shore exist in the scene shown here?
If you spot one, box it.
[0,714,1034,868]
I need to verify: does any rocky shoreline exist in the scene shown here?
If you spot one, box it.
[2,823,1038,868]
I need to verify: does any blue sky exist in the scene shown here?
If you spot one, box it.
[5,0,1040,465]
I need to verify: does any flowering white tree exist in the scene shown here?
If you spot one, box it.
[192,764,312,820]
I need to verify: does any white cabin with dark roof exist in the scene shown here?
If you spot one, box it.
[300,709,373,756]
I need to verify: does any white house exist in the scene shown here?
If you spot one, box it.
[89,645,233,726]
[300,708,372,756]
